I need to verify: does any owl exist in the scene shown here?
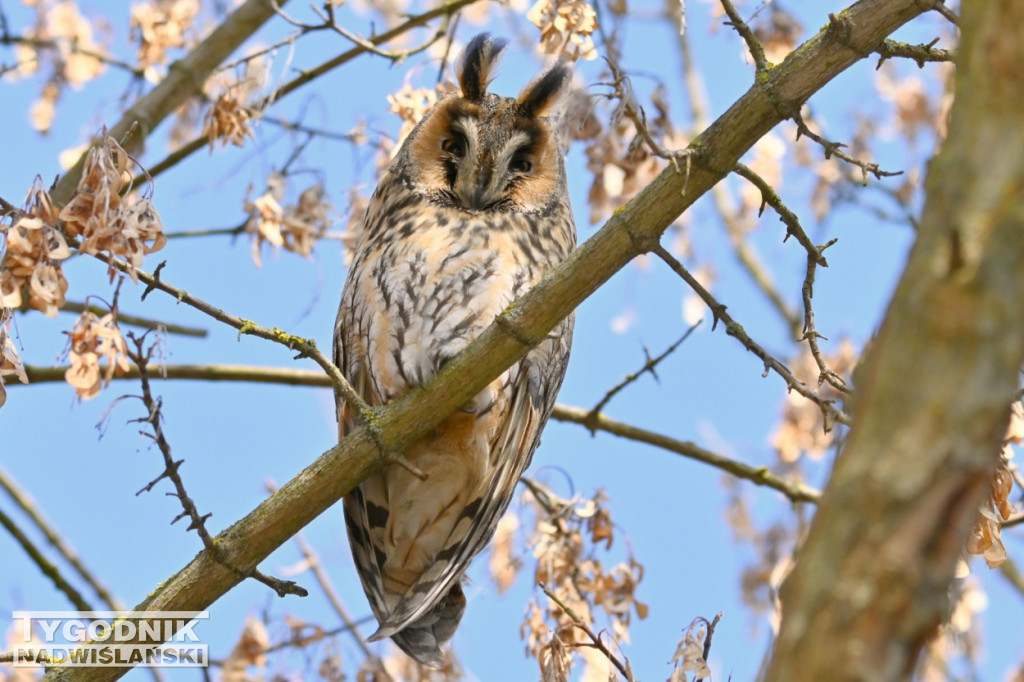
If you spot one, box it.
[333,34,576,666]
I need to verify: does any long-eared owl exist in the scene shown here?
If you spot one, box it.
[333,34,576,666]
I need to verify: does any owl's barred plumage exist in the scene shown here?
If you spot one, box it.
[333,34,576,666]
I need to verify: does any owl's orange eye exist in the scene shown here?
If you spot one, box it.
[441,135,467,158]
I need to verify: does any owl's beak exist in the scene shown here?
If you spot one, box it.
[456,165,498,211]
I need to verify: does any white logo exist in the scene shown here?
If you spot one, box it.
[10,611,209,668]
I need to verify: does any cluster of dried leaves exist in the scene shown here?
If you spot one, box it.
[966,404,1023,568]
[130,0,200,77]
[0,179,71,317]
[243,172,333,267]
[62,308,130,400]
[527,0,599,61]
[9,0,106,134]
[0,133,163,407]
[498,482,646,681]
[202,93,256,149]
[0,309,28,410]
[60,136,166,281]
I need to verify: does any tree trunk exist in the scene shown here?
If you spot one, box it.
[766,1,1024,679]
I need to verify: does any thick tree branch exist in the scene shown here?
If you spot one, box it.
[766,1,1024,679]
[36,2,931,679]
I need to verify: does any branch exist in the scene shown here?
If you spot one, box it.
[51,0,293,205]
[0,466,125,610]
[585,322,700,423]
[10,364,820,504]
[60,301,208,338]
[874,38,955,68]
[653,244,852,428]
[135,0,480,185]
[720,0,769,71]
[553,405,821,504]
[792,108,904,183]
[0,505,93,612]
[671,12,802,336]
[36,3,932,679]
[79,247,367,418]
[128,336,307,599]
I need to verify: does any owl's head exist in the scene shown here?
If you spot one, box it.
[402,34,572,214]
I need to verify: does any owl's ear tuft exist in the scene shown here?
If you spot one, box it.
[455,33,509,100]
[516,62,572,118]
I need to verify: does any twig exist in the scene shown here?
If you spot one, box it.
[129,335,307,599]
[733,162,823,263]
[670,15,801,336]
[67,235,368,420]
[21,364,331,386]
[720,0,768,71]
[585,322,701,425]
[0,35,144,77]
[61,301,208,338]
[653,244,852,428]
[792,109,904,184]
[313,2,450,63]
[874,38,954,68]
[134,0,481,186]
[799,239,850,393]
[0,505,94,612]
[539,583,635,682]
[204,615,379,666]
[289,519,379,662]
[731,162,851,392]
[0,466,125,610]
[553,404,822,504]
[928,1,960,26]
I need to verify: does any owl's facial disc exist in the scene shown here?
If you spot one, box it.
[442,118,538,211]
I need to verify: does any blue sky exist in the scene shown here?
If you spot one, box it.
[2,1,1019,680]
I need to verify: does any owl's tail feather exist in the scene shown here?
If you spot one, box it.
[368,582,467,668]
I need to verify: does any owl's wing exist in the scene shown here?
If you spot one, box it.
[370,320,573,639]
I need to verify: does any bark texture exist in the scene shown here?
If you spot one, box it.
[766,1,1024,679]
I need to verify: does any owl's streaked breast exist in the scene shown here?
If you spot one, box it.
[343,204,569,407]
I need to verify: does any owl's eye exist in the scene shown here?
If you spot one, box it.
[441,134,467,158]
[509,153,533,174]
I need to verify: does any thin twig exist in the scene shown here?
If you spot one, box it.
[733,162,823,263]
[0,35,144,77]
[540,583,635,682]
[792,109,904,183]
[288,519,379,662]
[799,239,849,393]
[134,0,481,186]
[653,244,852,428]
[554,404,822,504]
[874,38,954,68]
[0,505,94,611]
[129,335,307,599]
[928,1,960,26]
[61,301,208,338]
[719,0,768,71]
[670,13,801,335]
[586,322,700,425]
[67,234,368,420]
[0,466,125,609]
